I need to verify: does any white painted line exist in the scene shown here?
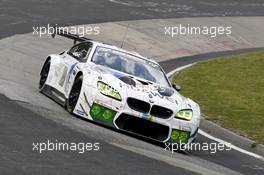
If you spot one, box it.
[198,130,264,160]
[108,0,138,7]
[111,142,227,175]
[167,63,264,161]
[166,63,196,78]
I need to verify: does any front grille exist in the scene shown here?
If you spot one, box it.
[150,105,173,119]
[115,113,169,142]
[127,98,150,113]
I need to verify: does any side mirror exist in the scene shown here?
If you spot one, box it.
[172,84,181,92]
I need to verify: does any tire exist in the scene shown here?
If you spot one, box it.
[66,75,83,113]
[39,60,50,91]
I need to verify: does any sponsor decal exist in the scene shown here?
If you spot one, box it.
[178,125,191,132]
[140,113,155,121]
[76,109,86,117]
[95,99,116,111]
[67,62,78,83]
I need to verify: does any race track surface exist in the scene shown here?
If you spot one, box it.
[0,95,198,175]
[1,0,264,38]
[0,0,264,175]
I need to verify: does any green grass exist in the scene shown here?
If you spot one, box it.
[172,51,264,144]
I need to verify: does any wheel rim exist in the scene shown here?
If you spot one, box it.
[39,61,50,89]
[68,79,82,108]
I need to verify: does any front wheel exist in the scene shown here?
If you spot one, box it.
[66,75,83,113]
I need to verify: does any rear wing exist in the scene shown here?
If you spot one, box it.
[51,27,92,45]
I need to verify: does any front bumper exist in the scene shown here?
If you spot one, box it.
[83,93,199,144]
[75,82,200,144]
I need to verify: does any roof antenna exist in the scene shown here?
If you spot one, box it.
[121,23,129,49]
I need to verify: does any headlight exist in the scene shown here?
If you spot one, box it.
[175,109,193,121]
[97,81,122,101]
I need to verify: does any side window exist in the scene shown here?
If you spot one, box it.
[68,42,92,62]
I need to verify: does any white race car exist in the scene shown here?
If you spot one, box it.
[39,30,200,145]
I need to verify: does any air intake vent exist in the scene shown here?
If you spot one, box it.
[127,98,150,113]
[115,113,169,142]
[150,105,173,119]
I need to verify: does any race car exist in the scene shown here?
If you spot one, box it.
[39,30,201,145]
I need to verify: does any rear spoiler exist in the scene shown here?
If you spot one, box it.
[51,27,92,45]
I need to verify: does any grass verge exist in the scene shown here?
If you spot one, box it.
[172,51,264,144]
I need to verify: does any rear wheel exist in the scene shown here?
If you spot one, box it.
[39,60,50,91]
[66,75,83,113]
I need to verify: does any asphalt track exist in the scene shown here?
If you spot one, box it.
[0,94,200,175]
[1,0,264,175]
[1,0,264,38]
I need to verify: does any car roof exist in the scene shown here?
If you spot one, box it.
[89,41,159,65]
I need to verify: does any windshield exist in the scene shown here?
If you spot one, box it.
[92,47,170,87]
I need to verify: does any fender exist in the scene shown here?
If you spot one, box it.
[43,54,68,92]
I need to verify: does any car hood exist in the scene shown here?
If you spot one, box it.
[91,65,197,113]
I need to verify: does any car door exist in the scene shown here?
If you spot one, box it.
[57,42,92,95]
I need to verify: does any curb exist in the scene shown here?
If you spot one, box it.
[200,118,264,156]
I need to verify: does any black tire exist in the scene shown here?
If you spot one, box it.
[66,75,83,113]
[39,60,50,91]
